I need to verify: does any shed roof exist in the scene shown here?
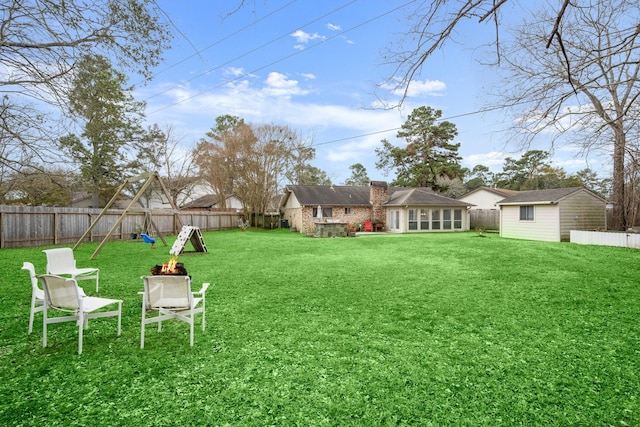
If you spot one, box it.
[497,187,605,205]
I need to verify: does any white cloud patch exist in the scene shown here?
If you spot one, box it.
[224,67,244,76]
[327,23,341,31]
[142,74,406,183]
[301,73,316,80]
[387,79,447,98]
[462,151,508,171]
[291,29,325,49]
[263,72,309,97]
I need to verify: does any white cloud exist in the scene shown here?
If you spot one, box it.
[263,72,309,97]
[402,79,447,97]
[462,151,508,171]
[341,36,355,45]
[141,73,407,183]
[301,73,316,80]
[327,23,341,31]
[224,67,244,76]
[291,29,325,50]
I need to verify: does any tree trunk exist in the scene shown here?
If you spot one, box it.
[611,130,626,230]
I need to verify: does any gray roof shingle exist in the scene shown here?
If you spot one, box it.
[384,188,472,207]
[497,187,601,205]
[285,185,472,207]
[285,185,371,206]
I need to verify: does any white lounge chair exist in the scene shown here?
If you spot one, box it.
[39,274,122,354]
[43,248,100,292]
[22,262,44,334]
[140,275,209,348]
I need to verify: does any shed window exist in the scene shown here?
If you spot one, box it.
[519,205,534,221]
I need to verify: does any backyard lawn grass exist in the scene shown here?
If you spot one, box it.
[0,229,638,426]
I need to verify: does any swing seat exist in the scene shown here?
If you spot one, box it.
[141,233,156,248]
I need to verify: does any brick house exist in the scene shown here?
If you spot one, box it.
[280,181,473,235]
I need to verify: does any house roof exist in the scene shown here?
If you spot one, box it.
[383,188,473,207]
[497,187,605,205]
[180,194,219,209]
[459,186,519,199]
[283,184,472,208]
[284,185,371,206]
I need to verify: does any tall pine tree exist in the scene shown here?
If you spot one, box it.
[375,106,461,191]
[59,55,144,206]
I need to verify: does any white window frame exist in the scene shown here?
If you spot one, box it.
[519,205,534,221]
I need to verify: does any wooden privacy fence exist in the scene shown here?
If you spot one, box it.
[469,209,500,231]
[0,205,242,249]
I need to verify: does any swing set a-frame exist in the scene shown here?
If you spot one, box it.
[73,172,183,259]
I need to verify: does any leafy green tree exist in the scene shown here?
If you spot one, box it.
[464,164,494,191]
[0,167,79,206]
[296,165,332,185]
[575,168,610,198]
[494,150,551,190]
[375,106,461,191]
[344,163,370,186]
[59,55,144,207]
[0,0,171,172]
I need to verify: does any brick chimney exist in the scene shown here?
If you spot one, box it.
[369,181,388,222]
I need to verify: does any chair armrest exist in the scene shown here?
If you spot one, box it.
[194,282,210,295]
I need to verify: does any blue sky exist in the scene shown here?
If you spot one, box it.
[136,0,608,185]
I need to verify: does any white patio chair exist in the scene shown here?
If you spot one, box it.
[22,262,44,335]
[140,275,210,348]
[43,248,100,292]
[39,274,122,355]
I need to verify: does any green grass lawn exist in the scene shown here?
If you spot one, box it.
[0,230,638,426]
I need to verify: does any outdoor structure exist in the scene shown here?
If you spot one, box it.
[497,187,606,242]
[458,187,519,230]
[180,194,243,211]
[73,172,181,258]
[280,181,473,235]
[458,187,519,210]
[383,187,473,233]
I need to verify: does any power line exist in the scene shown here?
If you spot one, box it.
[142,0,299,89]
[311,103,515,147]
[143,0,358,103]
[147,0,416,114]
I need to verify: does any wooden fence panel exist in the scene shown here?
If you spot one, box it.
[0,206,241,249]
[469,210,500,231]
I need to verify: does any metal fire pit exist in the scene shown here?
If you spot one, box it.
[150,262,188,276]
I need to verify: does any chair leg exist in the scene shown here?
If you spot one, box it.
[201,307,205,331]
[42,307,48,348]
[78,312,84,355]
[141,307,146,349]
[117,302,122,336]
[29,298,36,334]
